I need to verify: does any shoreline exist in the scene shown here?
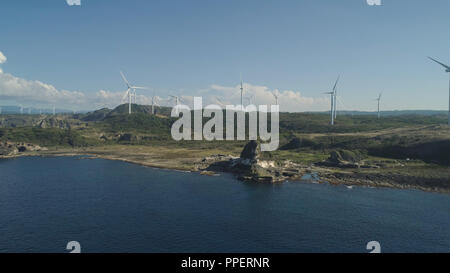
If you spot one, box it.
[2,150,449,194]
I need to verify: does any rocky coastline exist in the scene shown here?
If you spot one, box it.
[1,140,448,194]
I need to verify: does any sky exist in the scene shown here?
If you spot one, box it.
[0,0,450,112]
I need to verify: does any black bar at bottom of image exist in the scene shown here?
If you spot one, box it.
[0,253,445,272]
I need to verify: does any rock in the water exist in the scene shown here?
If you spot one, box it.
[198,140,305,183]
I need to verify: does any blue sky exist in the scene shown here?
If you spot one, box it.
[0,0,449,112]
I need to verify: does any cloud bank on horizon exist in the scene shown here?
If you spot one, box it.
[0,51,328,112]
[66,0,81,6]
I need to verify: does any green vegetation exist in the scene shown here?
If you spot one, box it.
[0,127,96,147]
[1,105,449,166]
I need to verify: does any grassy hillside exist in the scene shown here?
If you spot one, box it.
[1,104,449,165]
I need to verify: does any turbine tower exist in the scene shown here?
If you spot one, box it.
[428,57,450,125]
[376,92,382,119]
[151,95,159,115]
[323,91,334,125]
[120,71,148,114]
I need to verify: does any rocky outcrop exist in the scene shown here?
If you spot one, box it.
[0,143,18,156]
[0,141,47,156]
[35,118,71,129]
[317,149,378,169]
[197,141,305,183]
[118,133,137,142]
[240,140,259,161]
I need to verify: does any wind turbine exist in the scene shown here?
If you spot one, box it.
[19,104,23,114]
[333,76,340,120]
[272,91,279,106]
[120,71,148,114]
[240,74,244,111]
[151,95,159,115]
[322,76,339,125]
[376,92,382,119]
[246,94,255,105]
[428,57,450,125]
[169,95,182,115]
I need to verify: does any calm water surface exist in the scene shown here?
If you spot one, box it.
[0,157,448,253]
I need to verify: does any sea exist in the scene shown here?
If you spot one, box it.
[0,156,448,253]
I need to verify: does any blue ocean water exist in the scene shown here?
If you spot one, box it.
[0,156,448,253]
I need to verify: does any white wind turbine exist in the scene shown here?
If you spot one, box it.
[120,71,148,114]
[240,74,244,111]
[246,94,255,105]
[322,76,339,125]
[376,92,382,119]
[428,57,450,125]
[333,76,340,120]
[169,95,183,115]
[272,91,279,106]
[151,95,159,115]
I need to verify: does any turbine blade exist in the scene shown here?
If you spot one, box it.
[428,57,450,69]
[332,76,340,93]
[120,71,131,88]
[122,89,130,101]
[132,86,148,90]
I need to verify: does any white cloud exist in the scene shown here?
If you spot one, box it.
[0,64,329,112]
[206,83,329,112]
[0,51,6,64]
[0,50,329,112]
[0,72,86,107]
[66,0,81,6]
